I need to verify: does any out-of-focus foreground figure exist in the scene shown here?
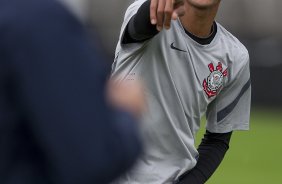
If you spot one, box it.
[0,0,144,183]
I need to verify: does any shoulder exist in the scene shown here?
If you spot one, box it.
[216,22,249,62]
[0,0,61,17]
[216,23,250,84]
[124,0,147,17]
[0,0,80,33]
[118,0,148,41]
[0,0,85,56]
[216,22,249,72]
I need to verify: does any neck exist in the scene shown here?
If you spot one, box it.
[180,2,219,38]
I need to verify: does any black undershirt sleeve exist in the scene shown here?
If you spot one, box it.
[176,131,233,184]
[122,0,158,44]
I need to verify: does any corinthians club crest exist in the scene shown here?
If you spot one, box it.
[203,62,228,98]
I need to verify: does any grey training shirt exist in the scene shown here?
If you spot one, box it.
[111,0,251,183]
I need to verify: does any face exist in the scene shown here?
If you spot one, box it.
[186,0,221,9]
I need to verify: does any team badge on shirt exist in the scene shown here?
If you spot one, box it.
[203,62,228,98]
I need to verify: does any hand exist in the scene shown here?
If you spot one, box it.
[150,0,185,31]
[107,79,145,118]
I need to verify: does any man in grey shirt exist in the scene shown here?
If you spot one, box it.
[112,0,251,183]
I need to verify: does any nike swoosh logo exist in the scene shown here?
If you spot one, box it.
[170,42,187,52]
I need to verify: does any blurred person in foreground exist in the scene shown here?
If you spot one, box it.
[0,0,144,183]
[111,0,251,183]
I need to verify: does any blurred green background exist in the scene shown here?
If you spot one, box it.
[196,106,282,184]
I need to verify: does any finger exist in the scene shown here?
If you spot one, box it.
[150,0,158,25]
[172,8,185,20]
[172,0,185,19]
[163,0,174,29]
[157,0,166,31]
[172,11,178,20]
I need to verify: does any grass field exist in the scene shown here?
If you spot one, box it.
[195,106,282,184]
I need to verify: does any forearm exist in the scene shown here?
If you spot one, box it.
[123,0,158,44]
[176,131,232,184]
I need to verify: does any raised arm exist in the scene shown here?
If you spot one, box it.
[123,0,184,44]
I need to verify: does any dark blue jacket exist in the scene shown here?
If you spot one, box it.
[0,0,141,183]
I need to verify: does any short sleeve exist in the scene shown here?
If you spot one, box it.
[112,0,149,74]
[206,51,251,133]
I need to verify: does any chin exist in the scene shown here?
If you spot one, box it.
[186,0,220,9]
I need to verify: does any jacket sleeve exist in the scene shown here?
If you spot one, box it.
[1,0,142,183]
